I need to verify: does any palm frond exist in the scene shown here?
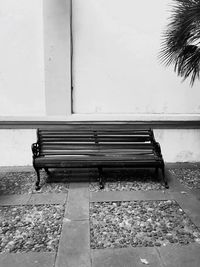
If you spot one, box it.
[159,0,200,85]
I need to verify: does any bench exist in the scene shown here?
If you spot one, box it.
[31,123,168,190]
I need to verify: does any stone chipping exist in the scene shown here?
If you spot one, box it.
[0,171,69,195]
[90,200,200,249]
[90,170,165,192]
[0,204,64,253]
[169,167,200,190]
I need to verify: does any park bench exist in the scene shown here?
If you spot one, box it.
[31,123,168,190]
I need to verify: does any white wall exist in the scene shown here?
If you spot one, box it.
[0,0,45,116]
[73,0,200,114]
[0,130,36,166]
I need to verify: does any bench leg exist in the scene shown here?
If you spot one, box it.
[161,164,169,189]
[35,168,41,191]
[155,167,159,180]
[44,168,50,175]
[98,167,104,189]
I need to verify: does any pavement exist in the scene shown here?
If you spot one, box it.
[0,164,200,267]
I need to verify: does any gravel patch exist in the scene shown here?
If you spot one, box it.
[90,170,165,192]
[170,168,200,190]
[0,171,69,195]
[0,204,64,253]
[90,200,200,249]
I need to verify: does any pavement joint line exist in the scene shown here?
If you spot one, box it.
[155,247,166,267]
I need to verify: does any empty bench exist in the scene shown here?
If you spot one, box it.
[31,124,168,190]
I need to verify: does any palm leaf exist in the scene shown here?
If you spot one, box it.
[159,0,200,85]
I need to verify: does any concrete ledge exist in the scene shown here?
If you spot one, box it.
[0,194,31,206]
[27,192,67,205]
[0,118,200,129]
[65,182,89,220]
[0,252,56,267]
[55,219,90,267]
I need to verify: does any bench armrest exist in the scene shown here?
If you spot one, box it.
[154,142,162,156]
[32,142,40,158]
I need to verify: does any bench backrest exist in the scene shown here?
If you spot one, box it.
[37,125,156,156]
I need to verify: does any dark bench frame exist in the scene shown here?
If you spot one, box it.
[32,124,168,190]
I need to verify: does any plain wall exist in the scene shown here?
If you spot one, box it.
[0,0,71,117]
[72,0,200,114]
[0,130,36,166]
[0,0,45,116]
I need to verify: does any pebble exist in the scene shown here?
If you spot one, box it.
[170,168,200,190]
[0,171,69,195]
[90,170,165,192]
[0,204,64,253]
[90,200,200,249]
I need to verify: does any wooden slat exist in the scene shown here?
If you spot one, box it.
[40,149,154,156]
[40,143,154,151]
[33,126,163,174]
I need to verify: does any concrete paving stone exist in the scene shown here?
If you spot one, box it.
[0,252,56,267]
[91,247,163,267]
[90,190,174,203]
[55,219,91,267]
[167,166,200,202]
[171,191,200,228]
[191,188,200,201]
[27,192,67,205]
[157,243,200,267]
[0,166,34,173]
[166,162,200,169]
[166,168,192,193]
[0,194,31,206]
[65,182,89,220]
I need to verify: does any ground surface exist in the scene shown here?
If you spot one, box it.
[0,204,64,253]
[169,167,200,189]
[0,171,69,195]
[90,200,200,249]
[0,164,199,267]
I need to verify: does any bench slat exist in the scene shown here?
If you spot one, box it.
[40,143,154,151]
[40,149,154,156]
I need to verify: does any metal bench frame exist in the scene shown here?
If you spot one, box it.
[32,124,168,190]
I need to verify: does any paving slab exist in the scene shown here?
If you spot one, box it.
[166,169,192,193]
[171,191,200,228]
[167,167,200,202]
[91,247,163,267]
[166,162,200,169]
[90,190,173,203]
[0,194,31,206]
[0,252,56,267]
[55,219,91,267]
[191,188,200,201]
[65,182,89,220]
[0,166,34,172]
[27,192,67,205]
[157,243,200,267]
